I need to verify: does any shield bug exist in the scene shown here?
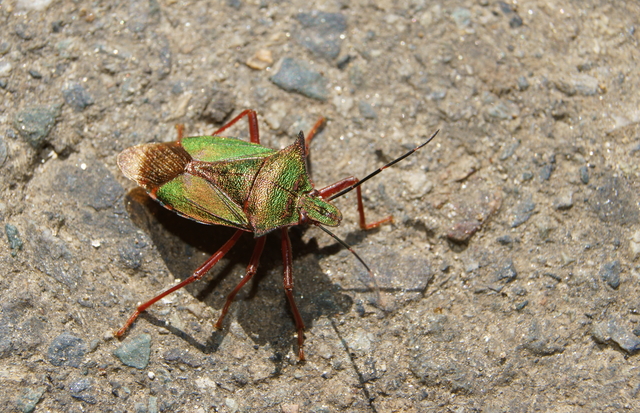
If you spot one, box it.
[115,109,437,360]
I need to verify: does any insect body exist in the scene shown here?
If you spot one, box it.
[115,109,437,360]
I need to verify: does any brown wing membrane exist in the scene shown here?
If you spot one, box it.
[117,142,192,192]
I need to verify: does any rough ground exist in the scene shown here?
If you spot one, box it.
[1,0,640,412]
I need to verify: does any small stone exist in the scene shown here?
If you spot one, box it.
[246,49,273,70]
[5,224,23,256]
[510,197,535,227]
[201,86,236,124]
[630,231,640,259]
[226,0,241,9]
[521,171,533,181]
[16,386,46,413]
[358,100,377,119]
[163,348,203,367]
[496,258,517,282]
[270,58,328,101]
[553,191,573,210]
[114,334,151,369]
[555,74,599,96]
[592,318,640,354]
[451,7,471,29]
[592,177,639,225]
[523,320,565,356]
[579,166,589,184]
[496,235,513,245]
[47,332,87,367]
[600,260,621,289]
[13,104,61,148]
[539,163,554,180]
[517,76,529,91]
[0,134,7,167]
[69,377,96,404]
[446,220,481,243]
[499,140,520,160]
[515,300,528,311]
[486,101,519,120]
[63,82,94,112]
[295,11,347,60]
[0,78,7,89]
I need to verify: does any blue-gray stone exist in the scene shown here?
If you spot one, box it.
[592,318,640,354]
[114,333,151,369]
[600,260,621,289]
[63,82,94,112]
[496,259,517,282]
[510,197,536,227]
[69,377,96,404]
[452,8,471,29]
[579,166,589,184]
[499,140,520,160]
[0,134,7,167]
[16,386,46,413]
[47,332,87,367]
[270,58,328,101]
[358,101,377,119]
[13,104,61,148]
[517,76,529,91]
[5,224,23,255]
[295,11,346,60]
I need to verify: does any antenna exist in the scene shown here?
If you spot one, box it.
[328,130,439,201]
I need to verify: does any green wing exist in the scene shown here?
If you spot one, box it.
[181,136,274,162]
[156,174,250,229]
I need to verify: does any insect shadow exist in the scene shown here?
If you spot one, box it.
[124,187,353,360]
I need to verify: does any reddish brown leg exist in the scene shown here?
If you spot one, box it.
[212,109,260,144]
[317,177,393,230]
[281,228,306,361]
[175,124,185,141]
[304,117,326,154]
[115,230,245,338]
[214,236,267,329]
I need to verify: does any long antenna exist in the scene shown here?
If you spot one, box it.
[328,130,439,201]
[316,224,382,304]
[316,224,372,274]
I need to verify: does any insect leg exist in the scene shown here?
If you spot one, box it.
[317,177,393,230]
[211,109,260,144]
[281,228,306,361]
[304,116,326,154]
[214,235,267,329]
[114,230,245,338]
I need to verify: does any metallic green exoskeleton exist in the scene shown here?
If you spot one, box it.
[117,133,342,236]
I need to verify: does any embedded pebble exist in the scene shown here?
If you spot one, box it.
[358,100,377,119]
[270,58,328,101]
[496,258,517,282]
[600,260,621,289]
[62,82,94,112]
[16,386,46,413]
[447,220,481,243]
[47,332,87,367]
[5,224,23,255]
[579,166,589,184]
[630,231,640,259]
[553,191,573,210]
[69,377,97,404]
[114,334,151,369]
[295,11,346,61]
[510,197,536,227]
[13,104,61,148]
[592,318,640,354]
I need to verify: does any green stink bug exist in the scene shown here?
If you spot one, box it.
[115,109,437,360]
